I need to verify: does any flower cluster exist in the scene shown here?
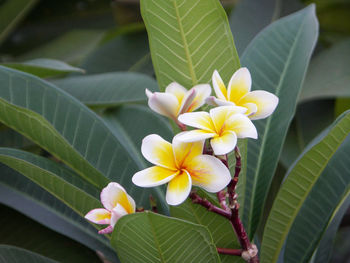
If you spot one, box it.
[135,68,278,204]
[85,67,278,234]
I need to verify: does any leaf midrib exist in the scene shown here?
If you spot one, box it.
[173,0,197,86]
[246,13,310,236]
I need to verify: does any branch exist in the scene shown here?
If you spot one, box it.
[189,192,231,219]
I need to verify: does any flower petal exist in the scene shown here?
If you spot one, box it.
[175,130,216,143]
[132,166,179,187]
[206,96,235,107]
[212,70,227,100]
[100,182,135,214]
[178,112,215,132]
[166,170,192,206]
[178,89,196,115]
[187,155,231,192]
[85,208,111,224]
[226,114,258,139]
[147,91,179,119]
[227,67,251,103]
[239,90,279,120]
[210,131,237,155]
[209,106,247,133]
[184,84,212,113]
[242,102,258,117]
[172,138,204,168]
[98,225,114,235]
[141,134,177,170]
[110,204,128,227]
[165,82,187,103]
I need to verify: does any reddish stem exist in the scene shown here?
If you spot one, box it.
[189,192,231,219]
[217,247,242,256]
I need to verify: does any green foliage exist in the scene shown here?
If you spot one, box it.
[141,0,240,91]
[111,212,220,263]
[2,59,85,78]
[0,205,102,263]
[0,245,57,263]
[261,110,350,263]
[53,72,158,108]
[240,5,319,239]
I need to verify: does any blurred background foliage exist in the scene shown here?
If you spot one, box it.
[0,0,349,262]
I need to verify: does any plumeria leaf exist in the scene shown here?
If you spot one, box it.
[2,59,85,78]
[283,131,350,262]
[0,66,165,209]
[0,148,101,219]
[0,245,57,263]
[260,110,350,263]
[111,211,221,263]
[0,205,103,263]
[52,72,158,108]
[171,189,244,263]
[0,163,118,263]
[141,0,240,91]
[238,5,319,238]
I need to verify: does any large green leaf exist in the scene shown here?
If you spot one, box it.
[0,205,101,263]
[0,66,165,208]
[0,148,101,217]
[0,0,38,45]
[52,72,158,108]
[260,110,350,263]
[2,59,85,78]
[284,134,350,262]
[111,212,220,263]
[239,5,318,238]
[0,245,57,263]
[0,164,118,262]
[170,190,243,263]
[300,38,350,102]
[141,0,240,91]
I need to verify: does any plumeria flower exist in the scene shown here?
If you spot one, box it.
[206,68,279,120]
[132,134,231,206]
[146,82,211,122]
[177,106,257,155]
[85,182,135,234]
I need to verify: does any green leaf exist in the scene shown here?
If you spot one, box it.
[0,205,102,263]
[0,164,118,262]
[312,195,350,263]
[101,104,173,212]
[0,125,34,149]
[81,31,153,75]
[111,212,220,263]
[141,0,240,91]
[0,148,101,217]
[19,30,105,65]
[2,59,85,78]
[239,5,319,238]
[300,38,350,102]
[0,0,38,45]
[0,66,165,209]
[260,110,350,263]
[52,72,158,108]
[229,0,279,55]
[0,245,57,263]
[284,134,350,262]
[170,190,244,263]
